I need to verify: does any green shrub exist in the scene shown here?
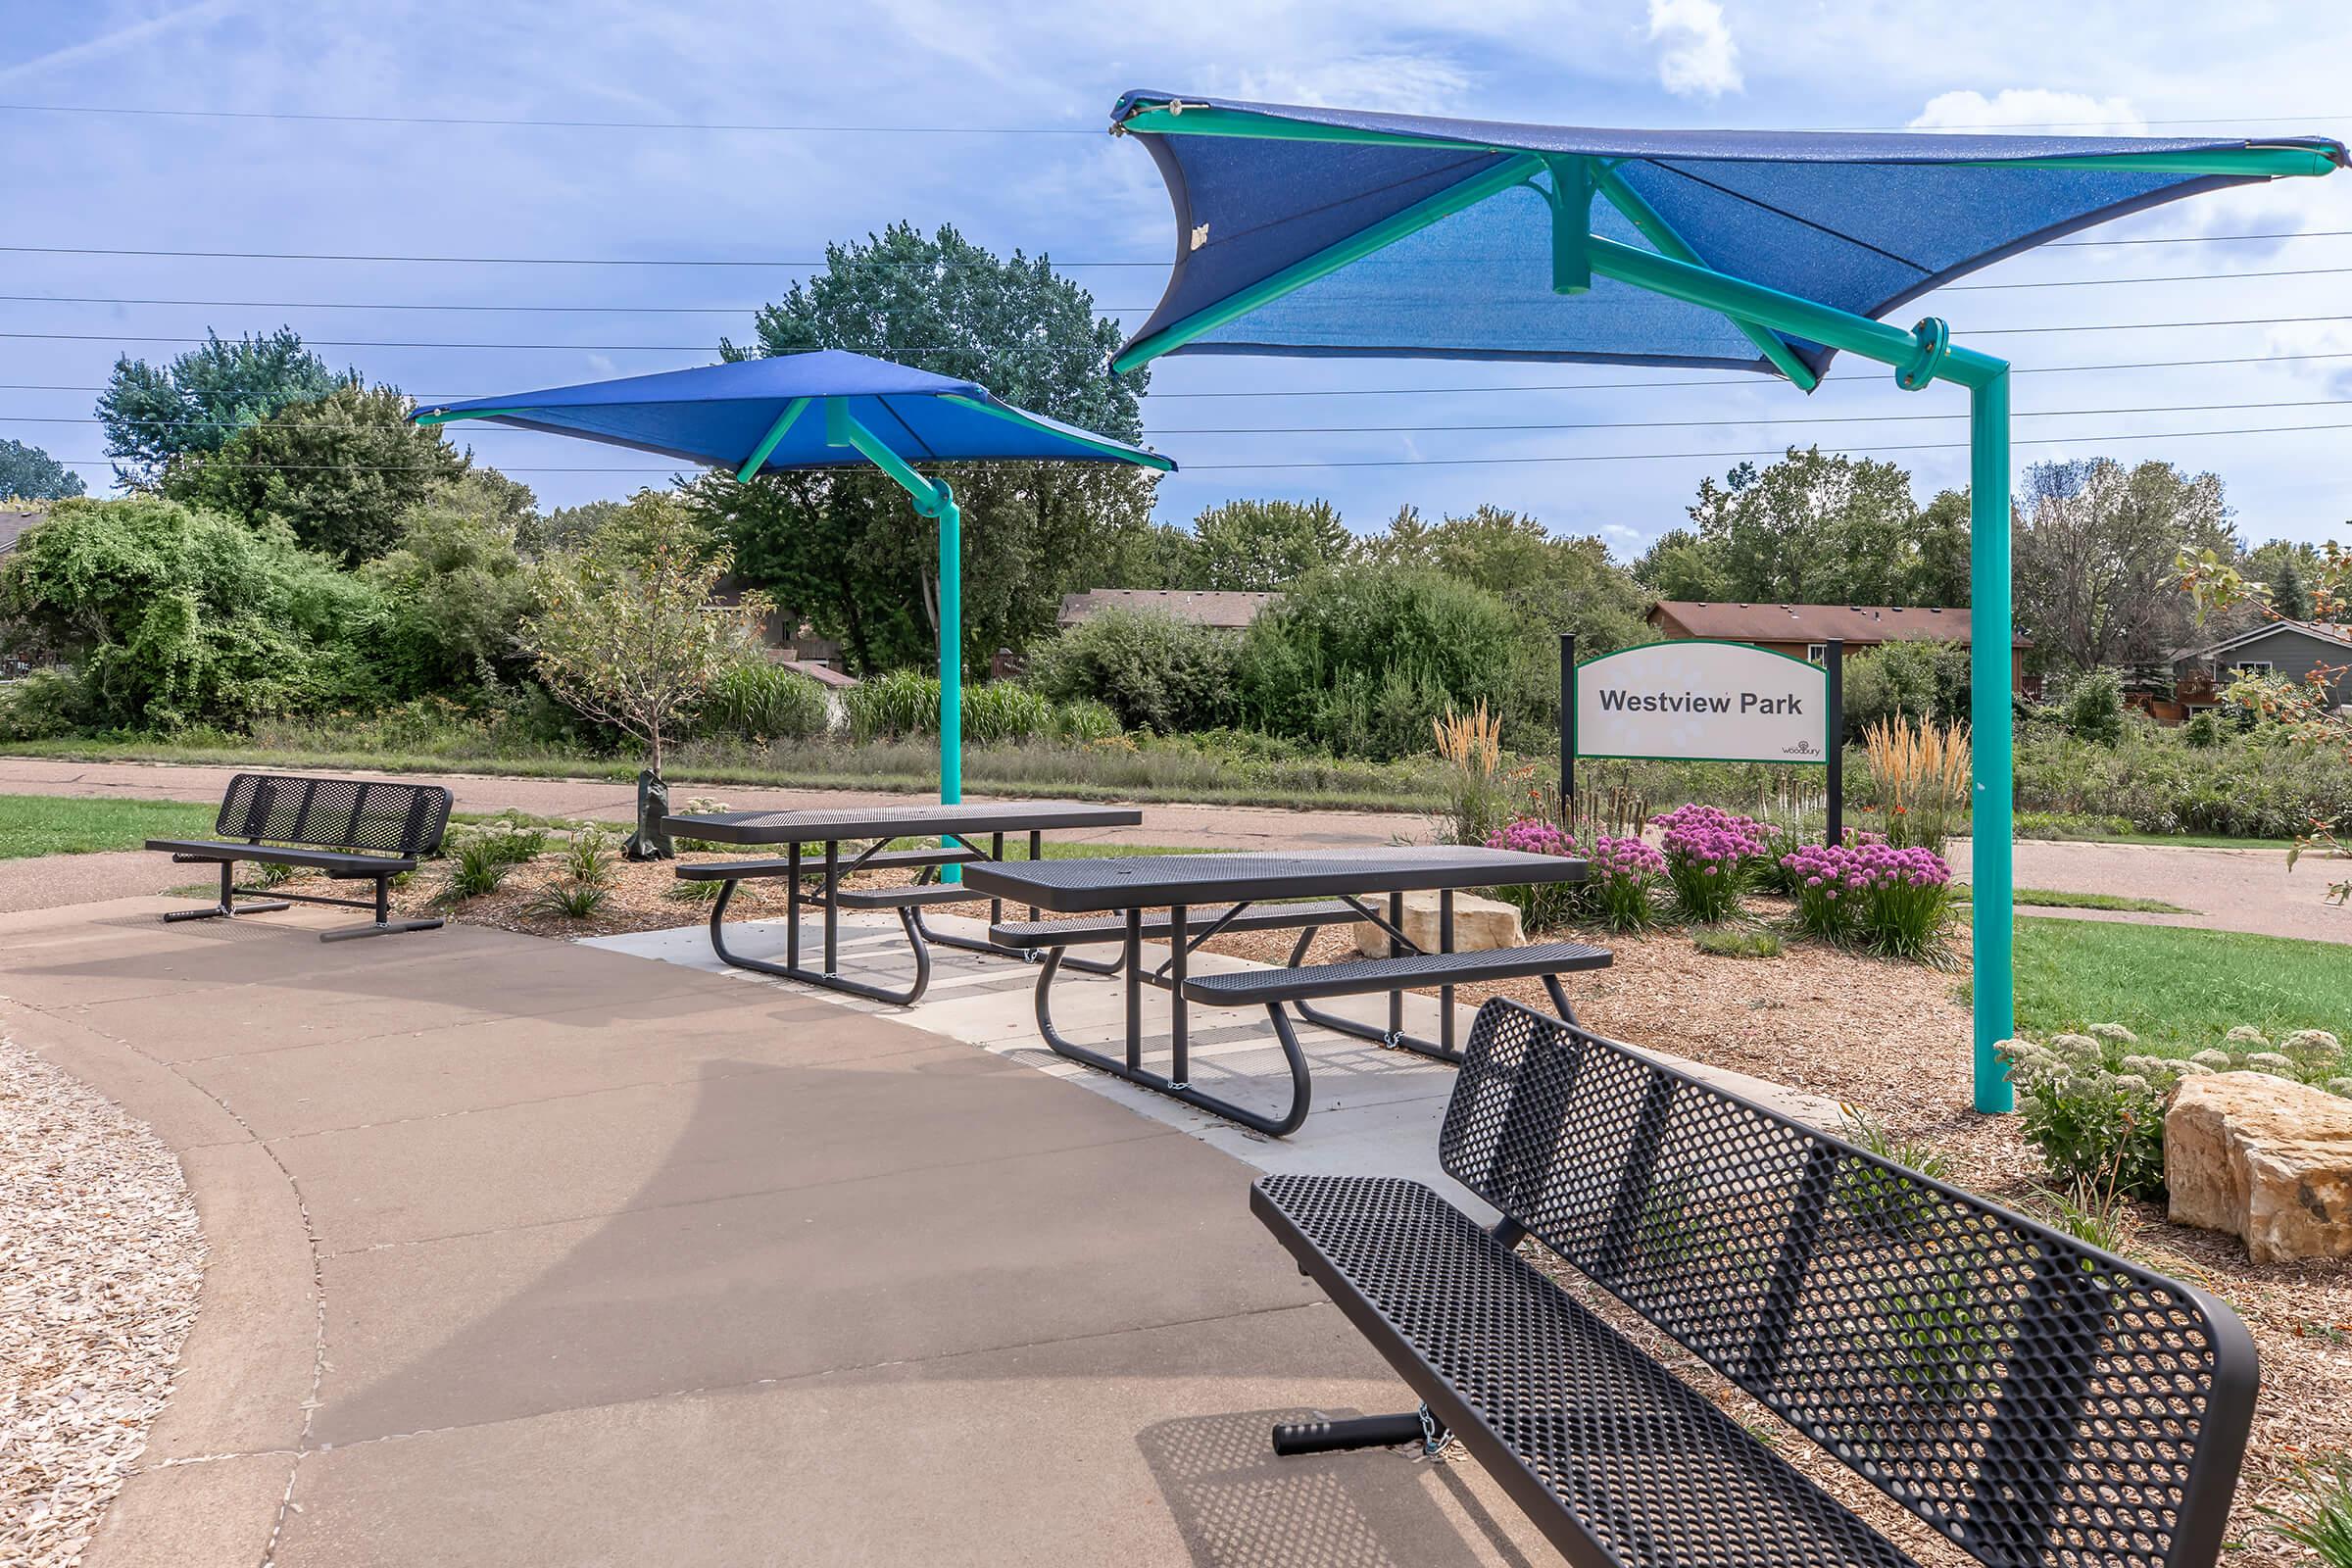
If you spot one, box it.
[1051,698,1121,744]
[1236,565,1526,759]
[0,667,90,740]
[843,669,941,742]
[2063,667,2126,746]
[1999,1038,2168,1199]
[2182,710,2221,749]
[962,681,1054,745]
[362,478,539,697]
[440,838,517,902]
[1026,608,1240,734]
[1841,640,1971,734]
[2010,720,2352,839]
[0,495,388,729]
[701,662,831,742]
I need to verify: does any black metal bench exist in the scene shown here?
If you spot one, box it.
[1257,998,2258,1568]
[146,773,454,942]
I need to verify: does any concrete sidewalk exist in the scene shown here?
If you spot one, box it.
[2,897,1553,1567]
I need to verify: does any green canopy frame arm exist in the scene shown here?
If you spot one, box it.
[1106,106,2337,1112]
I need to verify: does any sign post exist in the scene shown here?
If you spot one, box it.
[1825,638,1843,847]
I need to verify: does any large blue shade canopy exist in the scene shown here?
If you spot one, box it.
[1109,92,2347,385]
[415,349,1173,476]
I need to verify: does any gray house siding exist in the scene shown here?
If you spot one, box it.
[2180,624,2352,706]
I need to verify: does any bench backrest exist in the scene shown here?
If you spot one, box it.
[1440,999,2256,1568]
[217,773,453,858]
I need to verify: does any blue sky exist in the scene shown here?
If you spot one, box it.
[5,0,2349,557]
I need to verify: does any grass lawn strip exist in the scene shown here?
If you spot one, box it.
[2011,915,2352,1054]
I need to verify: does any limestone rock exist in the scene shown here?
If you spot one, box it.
[2166,1072,2352,1264]
[1352,889,1523,957]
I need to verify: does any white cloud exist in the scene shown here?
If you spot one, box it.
[1907,89,2146,135]
[1646,0,1740,100]
[1229,53,1473,114]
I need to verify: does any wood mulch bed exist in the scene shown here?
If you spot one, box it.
[272,848,2351,1562]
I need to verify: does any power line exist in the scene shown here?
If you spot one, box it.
[7,350,2352,405]
[3,230,2348,272]
[6,314,2347,354]
[13,396,2346,439]
[35,417,2352,475]
[9,262,2347,319]
[3,99,2345,134]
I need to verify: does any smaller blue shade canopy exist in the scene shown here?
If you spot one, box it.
[1109,92,2347,380]
[415,349,1173,474]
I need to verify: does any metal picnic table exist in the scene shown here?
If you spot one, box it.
[661,801,1144,1005]
[962,845,1611,1136]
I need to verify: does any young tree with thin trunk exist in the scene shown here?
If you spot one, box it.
[519,493,769,778]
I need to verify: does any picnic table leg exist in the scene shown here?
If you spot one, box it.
[1168,904,1189,1087]
[1440,889,1456,1059]
[1029,933,1312,1138]
[823,840,840,976]
[1388,890,1405,1041]
[1124,906,1143,1073]
[1027,830,1042,921]
[786,842,802,971]
[989,832,1004,929]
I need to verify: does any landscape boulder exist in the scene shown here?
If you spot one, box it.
[1352,889,1523,957]
[2165,1071,2352,1264]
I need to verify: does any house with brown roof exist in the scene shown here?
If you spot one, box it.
[1056,589,1278,632]
[1645,601,2033,692]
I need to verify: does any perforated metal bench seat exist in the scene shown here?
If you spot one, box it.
[1257,1172,1922,1568]
[673,848,978,881]
[146,839,418,876]
[988,900,1361,950]
[1182,940,1612,1005]
[1255,1000,2259,1568]
[146,772,453,942]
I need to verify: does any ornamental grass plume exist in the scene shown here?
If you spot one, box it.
[1436,701,1510,846]
[1863,717,1971,852]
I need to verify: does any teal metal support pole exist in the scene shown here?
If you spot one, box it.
[936,482,962,881]
[1970,369,2016,1112]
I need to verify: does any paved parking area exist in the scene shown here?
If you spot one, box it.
[1,897,1557,1567]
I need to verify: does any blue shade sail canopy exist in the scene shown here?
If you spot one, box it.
[1107,91,2348,382]
[414,349,1173,475]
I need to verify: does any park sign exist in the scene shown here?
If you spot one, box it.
[1573,640,1831,765]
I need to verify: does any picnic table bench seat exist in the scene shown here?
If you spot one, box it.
[987,900,1364,951]
[146,772,453,942]
[1182,939,1612,1005]
[672,847,979,881]
[1257,998,2257,1568]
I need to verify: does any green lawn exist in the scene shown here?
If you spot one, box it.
[2011,916,2352,1054]
[1955,886,2192,914]
[0,794,218,858]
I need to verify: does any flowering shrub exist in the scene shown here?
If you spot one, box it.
[1998,1036,2170,1199]
[1653,805,1768,923]
[1483,816,1581,932]
[1781,842,1869,942]
[1777,840,1953,958]
[1586,834,1665,932]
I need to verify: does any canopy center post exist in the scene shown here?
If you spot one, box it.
[1963,363,2016,1113]
[1542,156,1598,295]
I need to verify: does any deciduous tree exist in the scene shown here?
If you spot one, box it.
[519,492,768,776]
[0,438,85,501]
[97,328,346,488]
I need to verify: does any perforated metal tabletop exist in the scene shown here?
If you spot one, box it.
[660,801,1141,846]
[961,845,1590,912]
